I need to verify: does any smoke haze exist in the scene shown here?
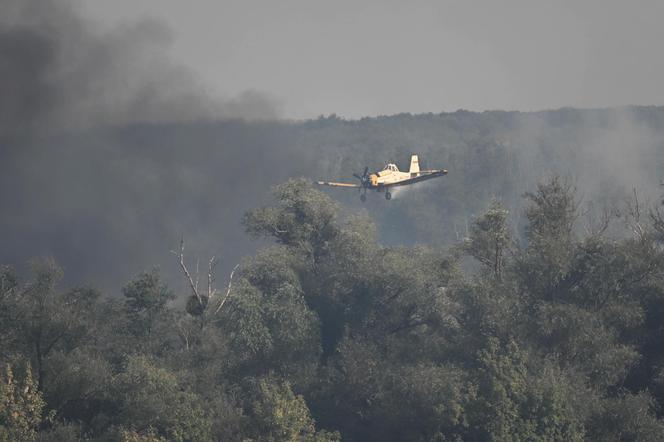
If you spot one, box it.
[1,1,663,294]
[0,0,285,290]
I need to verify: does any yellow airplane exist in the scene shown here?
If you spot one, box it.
[317,155,448,201]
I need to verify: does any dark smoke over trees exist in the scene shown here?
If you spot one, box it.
[3,2,664,440]
[0,0,664,292]
[3,107,664,291]
[2,1,664,292]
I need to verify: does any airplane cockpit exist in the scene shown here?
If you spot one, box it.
[383,163,399,172]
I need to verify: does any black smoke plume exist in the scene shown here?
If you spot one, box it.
[2,1,663,294]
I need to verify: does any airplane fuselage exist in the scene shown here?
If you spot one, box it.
[315,154,447,200]
[367,163,447,189]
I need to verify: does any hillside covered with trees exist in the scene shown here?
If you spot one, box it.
[3,107,664,291]
[3,176,664,441]
[4,1,664,440]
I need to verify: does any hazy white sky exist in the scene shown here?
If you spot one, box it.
[81,0,664,119]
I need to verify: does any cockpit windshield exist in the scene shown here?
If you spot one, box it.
[383,164,399,172]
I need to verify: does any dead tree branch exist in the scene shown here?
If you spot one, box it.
[215,264,239,315]
[627,189,646,239]
[172,237,239,317]
[208,256,218,299]
[170,238,202,306]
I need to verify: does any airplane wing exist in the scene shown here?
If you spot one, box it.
[316,181,361,188]
[385,169,448,187]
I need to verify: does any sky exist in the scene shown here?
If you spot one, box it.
[80,0,664,119]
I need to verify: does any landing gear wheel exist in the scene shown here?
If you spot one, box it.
[385,191,392,200]
[360,193,367,202]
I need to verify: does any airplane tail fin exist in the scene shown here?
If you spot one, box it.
[409,155,420,174]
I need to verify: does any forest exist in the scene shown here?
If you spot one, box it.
[4,1,664,440]
[3,174,664,441]
[4,106,664,292]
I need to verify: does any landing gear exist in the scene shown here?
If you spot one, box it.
[385,191,392,200]
[360,193,367,202]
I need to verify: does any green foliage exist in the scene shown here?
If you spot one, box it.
[523,176,577,245]
[467,338,585,441]
[120,428,166,442]
[246,379,339,442]
[533,302,638,388]
[42,349,113,426]
[0,258,101,392]
[223,276,321,384]
[0,267,19,361]
[123,270,175,339]
[464,199,513,280]
[587,392,664,441]
[111,355,212,442]
[4,176,664,440]
[326,336,471,441]
[244,178,341,270]
[36,422,83,442]
[518,176,578,300]
[0,362,44,442]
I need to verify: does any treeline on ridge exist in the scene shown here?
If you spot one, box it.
[4,106,664,291]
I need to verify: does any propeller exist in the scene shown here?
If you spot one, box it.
[353,166,370,187]
[353,166,370,199]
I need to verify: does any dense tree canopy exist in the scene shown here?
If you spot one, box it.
[2,176,664,440]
